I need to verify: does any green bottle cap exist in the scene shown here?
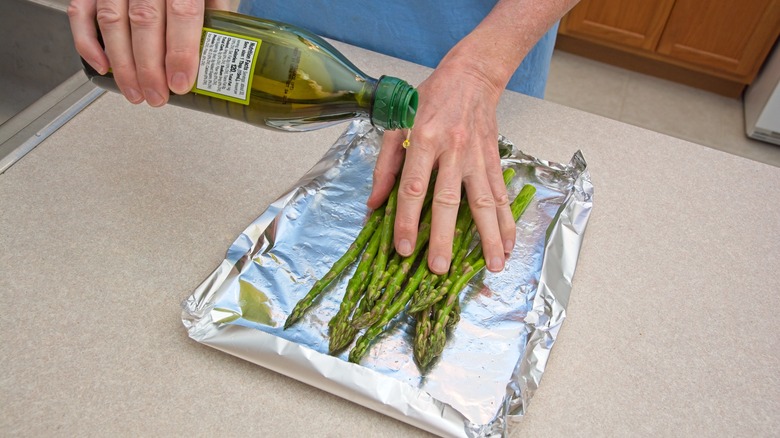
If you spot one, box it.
[371,76,418,130]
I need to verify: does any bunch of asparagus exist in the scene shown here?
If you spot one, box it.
[284,168,536,369]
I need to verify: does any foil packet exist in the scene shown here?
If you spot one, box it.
[181,120,593,437]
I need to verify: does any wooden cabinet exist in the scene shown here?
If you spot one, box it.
[562,0,676,51]
[656,1,780,76]
[557,0,780,97]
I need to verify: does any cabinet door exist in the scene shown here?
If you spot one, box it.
[561,0,677,51]
[657,0,780,77]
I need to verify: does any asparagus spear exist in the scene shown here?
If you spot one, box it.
[284,205,385,329]
[351,173,438,329]
[328,225,382,352]
[375,253,401,291]
[413,304,434,366]
[447,296,461,329]
[363,181,400,307]
[421,184,536,366]
[414,294,462,368]
[349,252,400,327]
[351,207,433,329]
[349,248,429,363]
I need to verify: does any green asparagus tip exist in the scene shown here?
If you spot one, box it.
[328,324,357,353]
[283,316,297,330]
[351,309,379,330]
[348,343,367,363]
[423,330,447,367]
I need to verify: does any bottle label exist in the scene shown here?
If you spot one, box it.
[194,28,262,105]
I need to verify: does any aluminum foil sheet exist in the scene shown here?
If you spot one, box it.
[181,120,593,437]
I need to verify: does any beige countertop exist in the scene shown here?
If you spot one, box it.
[1,41,778,437]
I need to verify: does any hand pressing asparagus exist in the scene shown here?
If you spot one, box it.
[284,168,536,370]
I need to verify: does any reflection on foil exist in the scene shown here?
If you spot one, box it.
[182,120,593,437]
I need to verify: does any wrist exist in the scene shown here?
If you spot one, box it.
[438,38,511,100]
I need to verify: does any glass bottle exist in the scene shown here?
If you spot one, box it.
[82,10,418,132]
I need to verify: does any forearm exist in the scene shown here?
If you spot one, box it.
[443,0,580,94]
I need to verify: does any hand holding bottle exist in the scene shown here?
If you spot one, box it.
[68,0,233,106]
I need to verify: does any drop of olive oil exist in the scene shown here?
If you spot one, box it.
[402,128,411,148]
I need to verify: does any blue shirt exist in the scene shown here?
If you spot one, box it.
[238,1,558,98]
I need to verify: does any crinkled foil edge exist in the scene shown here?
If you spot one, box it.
[504,150,593,433]
[181,121,593,438]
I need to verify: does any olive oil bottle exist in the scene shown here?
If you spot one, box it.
[83,10,418,132]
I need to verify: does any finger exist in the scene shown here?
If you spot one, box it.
[68,0,110,74]
[97,0,144,103]
[367,130,405,209]
[128,0,169,107]
[394,131,436,257]
[165,0,204,94]
[463,162,505,272]
[427,154,462,275]
[485,155,516,255]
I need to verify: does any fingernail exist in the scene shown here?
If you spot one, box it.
[93,60,108,75]
[504,239,514,254]
[488,256,504,272]
[397,239,412,256]
[170,72,190,94]
[431,256,448,274]
[125,88,143,103]
[144,89,164,107]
